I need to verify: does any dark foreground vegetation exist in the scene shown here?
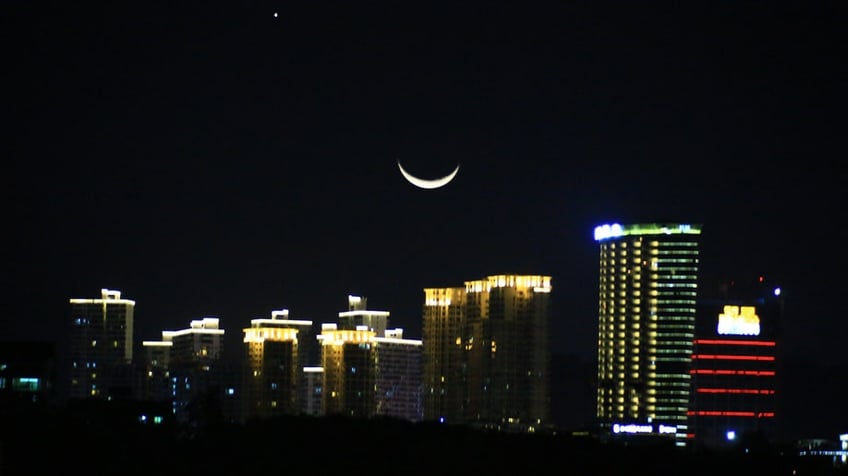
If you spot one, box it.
[1,405,844,476]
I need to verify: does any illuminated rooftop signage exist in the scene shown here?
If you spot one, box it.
[594,223,702,242]
[717,305,760,336]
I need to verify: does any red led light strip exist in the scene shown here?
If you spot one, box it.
[694,339,776,347]
[687,411,775,418]
[692,354,775,361]
[696,388,775,395]
[690,370,775,376]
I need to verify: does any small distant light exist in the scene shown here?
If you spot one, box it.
[726,430,736,441]
[439,417,445,423]
[759,276,764,282]
[274,12,278,18]
[774,287,781,296]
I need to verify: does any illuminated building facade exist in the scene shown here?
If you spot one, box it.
[69,288,136,400]
[242,310,312,420]
[423,275,552,430]
[318,316,422,422]
[594,223,701,446]
[691,276,784,448]
[142,317,225,422]
[374,328,423,422]
[422,286,466,423]
[338,295,389,337]
[319,324,377,418]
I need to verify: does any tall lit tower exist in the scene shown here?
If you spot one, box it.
[242,310,311,420]
[690,275,784,448]
[594,223,702,446]
[318,324,377,418]
[422,275,552,429]
[69,288,136,400]
[422,286,466,423]
[464,274,552,429]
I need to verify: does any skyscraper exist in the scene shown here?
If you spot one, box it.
[690,275,784,448]
[422,286,466,423]
[422,274,553,430]
[318,324,377,418]
[594,223,701,446]
[317,296,422,421]
[374,328,423,422]
[242,310,312,420]
[69,288,136,401]
[142,317,225,423]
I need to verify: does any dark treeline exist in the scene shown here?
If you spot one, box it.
[1,405,843,476]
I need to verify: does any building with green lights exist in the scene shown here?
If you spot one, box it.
[593,223,702,446]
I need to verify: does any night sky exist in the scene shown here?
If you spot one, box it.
[3,1,846,435]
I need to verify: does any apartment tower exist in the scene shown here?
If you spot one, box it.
[69,288,136,400]
[423,274,552,430]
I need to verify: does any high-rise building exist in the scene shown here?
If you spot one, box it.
[318,324,376,418]
[690,275,784,448]
[318,295,422,422]
[422,286,466,423]
[69,288,136,400]
[374,328,423,422]
[593,223,702,446]
[422,275,553,431]
[141,317,225,423]
[242,310,312,420]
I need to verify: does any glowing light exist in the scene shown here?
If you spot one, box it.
[613,423,653,434]
[397,160,460,190]
[690,369,775,376]
[688,411,774,418]
[594,223,701,242]
[697,388,775,395]
[727,430,736,441]
[692,354,774,361]
[695,339,775,347]
[717,305,760,336]
[594,223,624,241]
[774,287,781,296]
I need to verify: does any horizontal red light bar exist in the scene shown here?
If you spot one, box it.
[695,339,776,347]
[687,411,775,418]
[692,354,775,361]
[690,369,775,376]
[697,388,775,395]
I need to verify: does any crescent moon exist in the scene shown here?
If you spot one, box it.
[397,160,460,190]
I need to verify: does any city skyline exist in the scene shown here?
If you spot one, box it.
[4,0,845,441]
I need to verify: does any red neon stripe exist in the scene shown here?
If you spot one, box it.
[692,354,775,361]
[687,411,774,418]
[696,388,775,395]
[695,339,776,347]
[690,370,775,376]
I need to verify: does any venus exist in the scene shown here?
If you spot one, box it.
[397,160,460,190]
